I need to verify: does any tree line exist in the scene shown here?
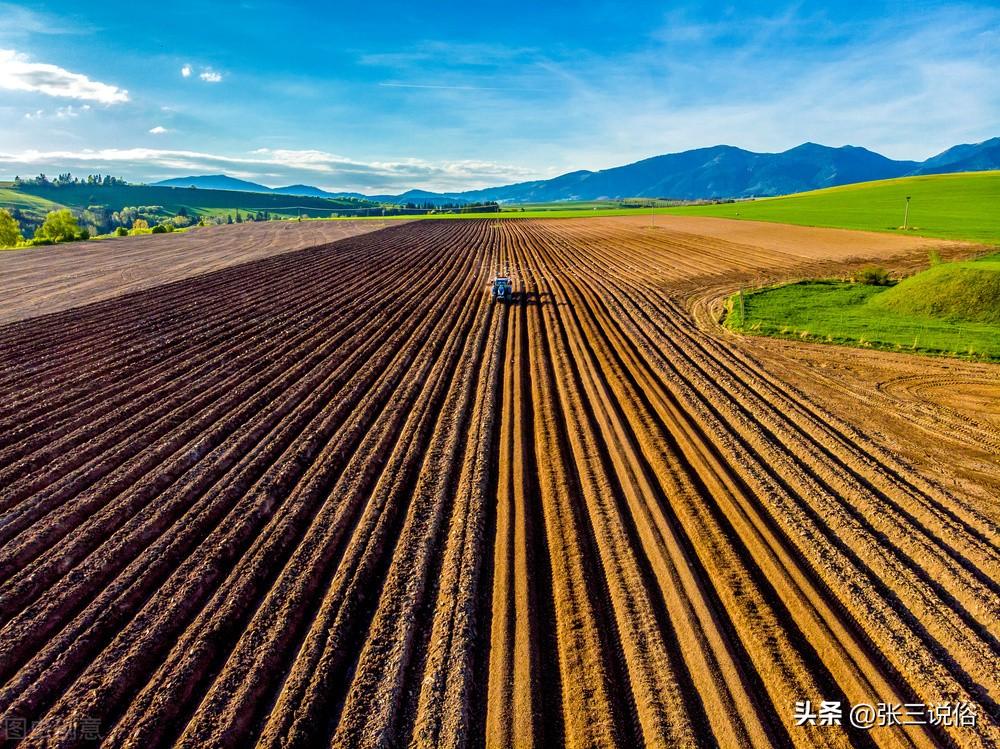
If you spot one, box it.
[14,173,128,187]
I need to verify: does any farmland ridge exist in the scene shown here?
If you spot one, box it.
[0,218,996,748]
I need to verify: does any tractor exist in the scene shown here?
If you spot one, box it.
[491,276,513,303]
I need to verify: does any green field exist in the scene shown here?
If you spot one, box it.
[661,171,1000,245]
[725,252,1000,360]
[0,187,65,220]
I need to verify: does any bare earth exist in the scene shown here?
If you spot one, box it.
[0,216,996,748]
[0,219,404,324]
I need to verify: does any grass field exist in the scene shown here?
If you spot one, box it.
[726,252,1000,360]
[0,187,65,218]
[662,170,1000,244]
[6,182,375,221]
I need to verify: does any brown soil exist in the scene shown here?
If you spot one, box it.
[0,219,404,324]
[0,216,996,748]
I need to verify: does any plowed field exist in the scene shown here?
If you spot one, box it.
[1,218,997,748]
[0,219,403,324]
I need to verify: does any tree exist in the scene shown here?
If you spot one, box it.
[34,209,80,243]
[131,218,149,231]
[0,209,22,248]
[82,205,111,234]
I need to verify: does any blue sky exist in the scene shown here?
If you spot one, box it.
[0,0,997,193]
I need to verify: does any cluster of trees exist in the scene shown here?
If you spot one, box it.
[0,207,88,248]
[213,209,274,224]
[74,205,196,236]
[399,200,500,213]
[0,205,200,249]
[14,173,128,187]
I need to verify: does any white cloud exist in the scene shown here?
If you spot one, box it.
[0,147,537,193]
[180,64,222,83]
[0,48,128,103]
[22,104,91,120]
[149,125,168,134]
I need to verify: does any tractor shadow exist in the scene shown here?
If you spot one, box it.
[515,290,556,306]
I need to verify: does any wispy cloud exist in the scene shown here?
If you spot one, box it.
[0,3,82,37]
[424,4,1000,167]
[360,41,537,68]
[181,64,192,78]
[0,147,537,192]
[0,48,128,103]
[148,125,168,134]
[378,81,543,92]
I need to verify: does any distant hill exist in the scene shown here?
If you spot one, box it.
[8,137,990,217]
[271,184,338,198]
[914,137,1000,175]
[366,190,471,206]
[153,174,274,193]
[152,177,470,205]
[452,142,986,203]
[152,138,999,204]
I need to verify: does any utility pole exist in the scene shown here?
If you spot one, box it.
[903,195,911,230]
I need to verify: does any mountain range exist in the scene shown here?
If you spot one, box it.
[152,137,1000,204]
[152,175,468,206]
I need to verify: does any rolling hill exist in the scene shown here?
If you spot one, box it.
[11,181,374,216]
[662,170,1000,244]
[0,180,380,237]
